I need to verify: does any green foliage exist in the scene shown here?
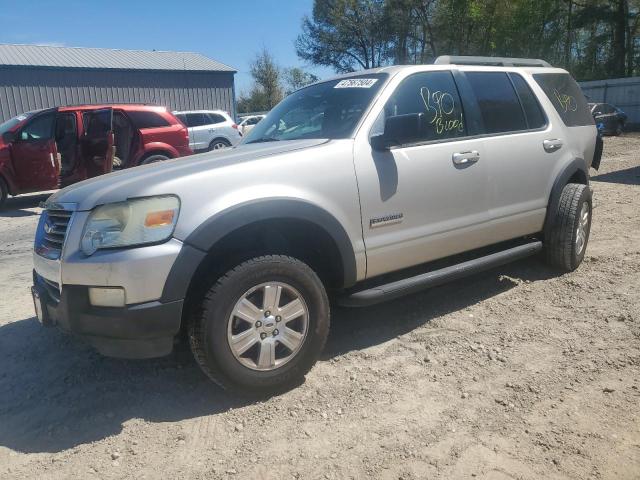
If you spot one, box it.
[284,67,319,94]
[238,49,319,114]
[297,0,640,80]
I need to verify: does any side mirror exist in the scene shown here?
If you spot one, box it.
[370,113,424,151]
[2,131,16,144]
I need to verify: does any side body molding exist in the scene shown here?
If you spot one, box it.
[543,157,589,237]
[161,199,359,302]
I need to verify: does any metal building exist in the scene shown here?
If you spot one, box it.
[0,44,236,122]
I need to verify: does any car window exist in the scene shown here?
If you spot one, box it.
[466,72,527,134]
[508,73,546,129]
[533,73,594,127]
[186,113,207,127]
[19,113,55,141]
[126,111,170,129]
[601,104,616,114]
[0,112,32,136]
[384,71,466,142]
[244,73,389,143]
[206,113,226,124]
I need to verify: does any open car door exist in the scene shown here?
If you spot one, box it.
[10,108,60,192]
[81,108,114,178]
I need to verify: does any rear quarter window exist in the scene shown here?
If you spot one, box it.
[533,73,594,127]
[126,111,171,129]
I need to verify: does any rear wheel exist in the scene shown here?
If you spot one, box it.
[208,139,231,151]
[614,121,624,136]
[141,154,170,165]
[188,255,330,393]
[545,183,592,272]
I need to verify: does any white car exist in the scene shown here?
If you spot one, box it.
[173,110,242,151]
[238,115,265,135]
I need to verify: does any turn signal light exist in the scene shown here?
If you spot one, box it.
[144,210,175,228]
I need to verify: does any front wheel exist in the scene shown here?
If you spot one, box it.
[545,183,592,272]
[0,177,8,209]
[188,255,330,393]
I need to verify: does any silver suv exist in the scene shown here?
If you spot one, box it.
[173,110,242,151]
[32,57,601,393]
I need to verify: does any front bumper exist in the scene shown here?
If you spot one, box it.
[33,271,183,359]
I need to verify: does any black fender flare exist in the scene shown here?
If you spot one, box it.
[161,199,358,302]
[543,158,589,237]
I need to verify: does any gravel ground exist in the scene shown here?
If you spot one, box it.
[0,135,639,480]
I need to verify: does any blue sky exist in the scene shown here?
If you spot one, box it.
[0,0,334,93]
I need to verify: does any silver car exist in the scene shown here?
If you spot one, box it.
[173,110,242,151]
[32,56,600,393]
[237,114,265,135]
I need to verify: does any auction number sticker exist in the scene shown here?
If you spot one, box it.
[334,78,378,88]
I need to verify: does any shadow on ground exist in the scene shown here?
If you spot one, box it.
[591,165,640,185]
[0,193,50,217]
[0,257,556,454]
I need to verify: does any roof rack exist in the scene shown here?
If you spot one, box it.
[434,56,552,68]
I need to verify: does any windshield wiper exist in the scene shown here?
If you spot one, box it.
[246,137,281,144]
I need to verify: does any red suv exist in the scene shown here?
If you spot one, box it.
[0,104,192,207]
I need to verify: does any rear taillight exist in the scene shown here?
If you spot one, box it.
[232,123,238,130]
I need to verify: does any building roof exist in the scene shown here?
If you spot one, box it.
[0,44,236,73]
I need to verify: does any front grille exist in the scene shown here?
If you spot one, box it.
[35,207,74,260]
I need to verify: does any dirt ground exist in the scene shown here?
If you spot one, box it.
[0,135,639,480]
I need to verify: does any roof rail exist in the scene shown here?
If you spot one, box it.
[434,56,552,68]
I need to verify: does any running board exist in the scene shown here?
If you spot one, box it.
[338,241,543,307]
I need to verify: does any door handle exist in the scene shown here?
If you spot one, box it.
[543,139,563,153]
[452,150,480,166]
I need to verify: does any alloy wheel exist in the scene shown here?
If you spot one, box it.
[226,282,309,371]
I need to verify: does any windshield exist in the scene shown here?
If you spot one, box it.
[243,73,388,143]
[0,112,32,136]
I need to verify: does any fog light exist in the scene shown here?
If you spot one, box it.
[89,287,126,307]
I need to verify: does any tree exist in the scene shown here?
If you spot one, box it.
[296,0,391,72]
[237,48,284,113]
[298,0,640,81]
[284,67,319,93]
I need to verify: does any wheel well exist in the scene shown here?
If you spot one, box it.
[209,137,231,147]
[182,218,345,324]
[567,169,588,185]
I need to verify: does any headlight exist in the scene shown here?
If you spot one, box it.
[81,196,180,255]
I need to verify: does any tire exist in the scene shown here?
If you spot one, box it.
[0,177,7,209]
[614,121,624,136]
[208,138,231,151]
[188,255,330,393]
[545,183,592,272]
[141,154,170,165]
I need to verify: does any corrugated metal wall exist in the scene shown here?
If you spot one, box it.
[579,76,640,128]
[0,67,235,122]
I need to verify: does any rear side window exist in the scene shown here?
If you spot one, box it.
[533,73,594,127]
[126,111,171,129]
[466,72,527,134]
[508,73,546,129]
[127,111,170,129]
[185,113,208,127]
[206,113,226,124]
[386,71,466,142]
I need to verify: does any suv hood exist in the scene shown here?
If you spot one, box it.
[47,139,329,210]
